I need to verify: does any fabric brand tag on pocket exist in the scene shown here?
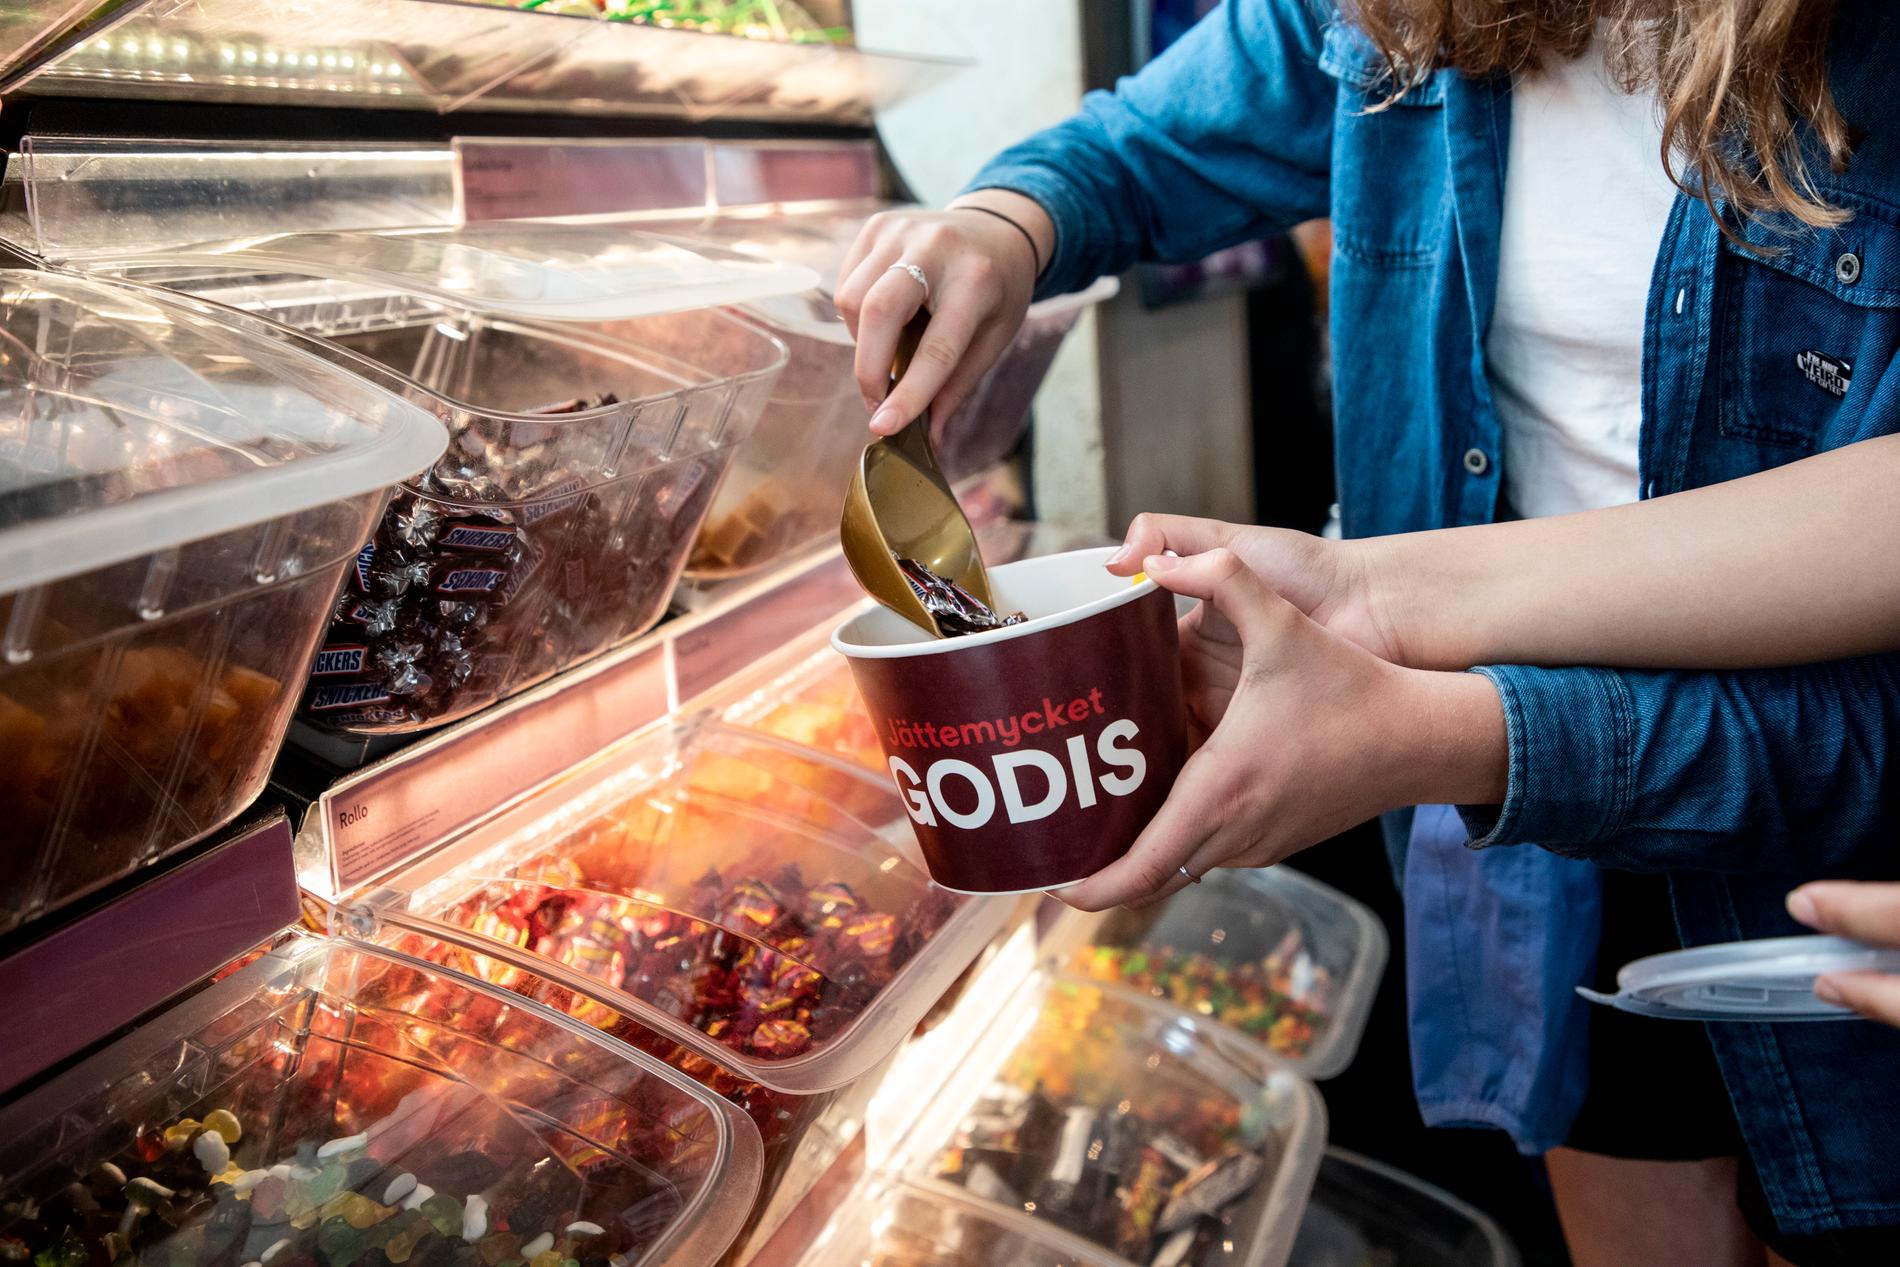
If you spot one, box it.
[1795,350,1853,398]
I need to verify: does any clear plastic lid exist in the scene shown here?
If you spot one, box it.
[89,222,819,323]
[1289,1149,1519,1267]
[0,269,444,596]
[1578,933,1900,1021]
[0,933,764,1267]
[3,2,965,123]
[370,724,1016,1095]
[1042,867,1387,1079]
[896,972,1325,1267]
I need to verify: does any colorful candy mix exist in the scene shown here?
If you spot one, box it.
[1071,927,1331,1060]
[0,1111,646,1267]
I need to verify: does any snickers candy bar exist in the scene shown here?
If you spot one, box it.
[433,522,519,555]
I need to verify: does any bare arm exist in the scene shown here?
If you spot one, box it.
[1348,433,1900,670]
[1111,432,1900,673]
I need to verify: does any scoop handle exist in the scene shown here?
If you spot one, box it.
[890,310,931,390]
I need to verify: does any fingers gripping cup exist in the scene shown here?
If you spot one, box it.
[833,547,1187,894]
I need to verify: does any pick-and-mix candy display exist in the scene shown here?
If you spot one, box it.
[932,982,1279,1267]
[301,397,724,733]
[1068,927,1333,1062]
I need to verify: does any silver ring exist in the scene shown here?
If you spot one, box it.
[1178,864,1202,884]
[888,261,930,305]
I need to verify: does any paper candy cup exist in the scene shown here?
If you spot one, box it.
[833,546,1186,894]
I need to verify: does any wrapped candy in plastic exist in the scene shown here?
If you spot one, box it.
[299,390,740,734]
[895,557,1026,637]
[931,982,1277,1264]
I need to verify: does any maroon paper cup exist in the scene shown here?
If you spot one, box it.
[832,546,1186,894]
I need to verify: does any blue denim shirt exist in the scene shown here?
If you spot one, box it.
[969,0,1900,1236]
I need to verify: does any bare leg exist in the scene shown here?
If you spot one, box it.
[1545,1149,1765,1267]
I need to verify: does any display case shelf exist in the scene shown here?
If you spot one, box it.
[2,0,966,123]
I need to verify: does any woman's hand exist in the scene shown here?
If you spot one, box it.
[1787,881,1900,1027]
[1108,511,1409,659]
[835,191,1051,435]
[1058,549,1508,912]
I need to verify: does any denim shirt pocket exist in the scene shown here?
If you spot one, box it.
[1318,21,1451,269]
[1715,195,1900,454]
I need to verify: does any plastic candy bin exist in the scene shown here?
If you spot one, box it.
[90,222,802,734]
[1042,866,1387,1080]
[0,270,442,935]
[896,970,1325,1267]
[295,307,785,732]
[363,724,1015,1223]
[0,934,763,1267]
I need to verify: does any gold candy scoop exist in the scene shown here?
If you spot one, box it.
[840,312,997,638]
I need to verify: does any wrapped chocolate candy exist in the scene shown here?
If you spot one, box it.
[895,557,1027,637]
[448,858,926,1072]
[301,389,746,735]
[930,982,1282,1266]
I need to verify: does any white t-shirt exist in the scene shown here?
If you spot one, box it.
[1487,37,1679,518]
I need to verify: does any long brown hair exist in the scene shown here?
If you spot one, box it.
[1345,0,1851,232]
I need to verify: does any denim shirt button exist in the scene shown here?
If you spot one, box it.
[1836,251,1862,284]
[1463,447,1491,475]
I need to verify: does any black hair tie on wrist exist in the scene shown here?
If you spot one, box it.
[954,204,1046,278]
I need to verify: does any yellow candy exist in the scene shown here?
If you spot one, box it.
[203,1110,243,1144]
[531,1252,563,1267]
[162,1120,200,1151]
[340,1194,388,1230]
[1132,571,1147,585]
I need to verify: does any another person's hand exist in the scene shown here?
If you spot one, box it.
[1058,549,1507,911]
[835,191,1051,435]
[1787,881,1900,1026]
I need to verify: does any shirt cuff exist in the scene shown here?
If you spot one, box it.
[1457,664,1637,854]
[958,165,1092,303]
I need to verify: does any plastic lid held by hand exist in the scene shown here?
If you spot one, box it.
[1579,934,1900,1021]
